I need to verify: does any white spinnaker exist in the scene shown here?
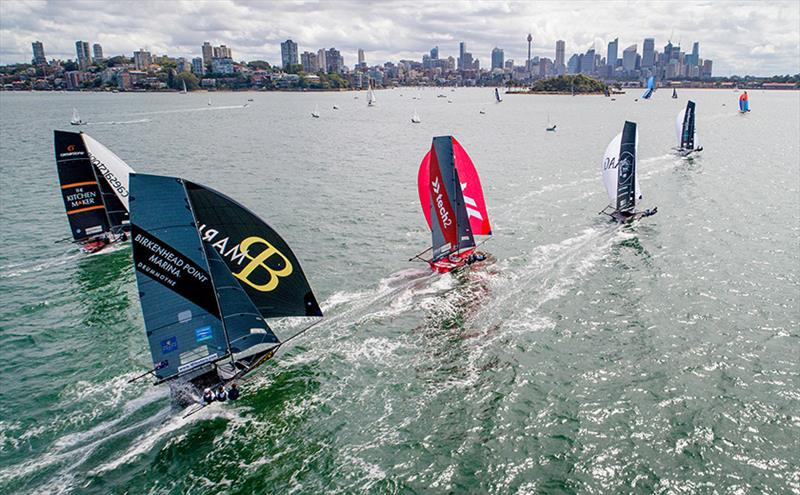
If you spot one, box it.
[675,107,686,147]
[602,127,641,209]
[81,133,135,210]
[602,132,622,205]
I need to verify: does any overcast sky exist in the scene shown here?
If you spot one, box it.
[1,0,798,76]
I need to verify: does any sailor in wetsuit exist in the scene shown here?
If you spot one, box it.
[215,386,227,402]
[466,252,487,264]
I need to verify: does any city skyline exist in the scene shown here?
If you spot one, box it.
[1,1,799,76]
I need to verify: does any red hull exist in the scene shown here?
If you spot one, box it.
[428,249,475,273]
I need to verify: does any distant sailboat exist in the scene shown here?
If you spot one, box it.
[311,105,320,118]
[414,136,492,273]
[739,91,750,113]
[641,76,655,99]
[128,173,323,407]
[53,130,135,253]
[411,109,421,123]
[70,108,86,126]
[604,86,611,97]
[181,80,187,94]
[672,87,678,99]
[546,113,557,132]
[207,99,212,106]
[571,80,575,97]
[495,87,502,103]
[479,109,486,115]
[676,100,703,155]
[599,121,657,223]
[367,80,376,107]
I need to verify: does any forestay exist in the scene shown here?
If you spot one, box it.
[602,121,641,212]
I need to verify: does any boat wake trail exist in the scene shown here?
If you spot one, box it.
[126,105,248,117]
[88,119,151,125]
[0,251,82,278]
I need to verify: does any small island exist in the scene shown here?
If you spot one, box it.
[507,74,617,95]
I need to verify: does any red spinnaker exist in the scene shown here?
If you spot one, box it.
[417,149,433,229]
[451,137,492,236]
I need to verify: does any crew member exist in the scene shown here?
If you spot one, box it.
[227,383,240,401]
[201,388,215,405]
[215,386,227,402]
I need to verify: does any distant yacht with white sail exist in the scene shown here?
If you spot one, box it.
[367,79,376,107]
[599,121,658,223]
[411,109,421,123]
[495,87,502,103]
[311,105,320,118]
[70,108,86,126]
[181,80,187,94]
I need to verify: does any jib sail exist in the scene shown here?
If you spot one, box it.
[641,76,655,99]
[602,121,641,212]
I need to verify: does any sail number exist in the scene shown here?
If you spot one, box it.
[603,157,618,170]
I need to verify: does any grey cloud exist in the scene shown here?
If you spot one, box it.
[0,0,798,76]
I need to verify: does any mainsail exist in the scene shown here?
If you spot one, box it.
[675,100,699,150]
[641,76,655,99]
[367,80,376,106]
[71,108,83,125]
[495,87,502,102]
[602,121,640,212]
[130,173,322,384]
[54,130,135,241]
[417,136,491,262]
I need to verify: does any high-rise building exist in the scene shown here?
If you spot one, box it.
[133,49,152,70]
[31,41,46,65]
[701,59,713,79]
[92,43,104,61]
[582,48,596,74]
[75,41,92,67]
[567,53,579,74]
[301,51,318,72]
[458,42,467,70]
[663,40,674,63]
[642,38,655,68]
[357,49,365,66]
[607,38,618,68]
[622,44,637,73]
[430,46,438,59]
[325,47,343,72]
[317,49,327,72]
[176,57,191,73]
[192,57,205,76]
[211,57,234,74]
[280,39,299,68]
[491,47,504,70]
[555,40,566,74]
[213,45,232,59]
[539,57,553,77]
[686,41,700,66]
[202,42,213,64]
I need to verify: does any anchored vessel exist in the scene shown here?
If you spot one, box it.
[676,100,703,155]
[599,121,657,223]
[129,174,323,406]
[414,136,492,273]
[54,130,134,253]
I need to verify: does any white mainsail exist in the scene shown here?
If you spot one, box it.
[602,127,640,210]
[71,108,82,125]
[81,133,135,210]
[181,80,187,94]
[411,109,420,123]
[367,85,376,106]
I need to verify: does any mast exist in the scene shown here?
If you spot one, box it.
[181,179,234,363]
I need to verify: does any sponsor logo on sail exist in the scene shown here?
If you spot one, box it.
[177,353,219,373]
[161,336,178,354]
[87,152,129,198]
[194,326,213,343]
[431,177,452,228]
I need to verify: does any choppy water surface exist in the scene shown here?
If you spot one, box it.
[0,88,798,494]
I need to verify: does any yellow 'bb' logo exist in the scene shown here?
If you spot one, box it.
[234,236,293,292]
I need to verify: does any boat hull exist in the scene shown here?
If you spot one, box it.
[79,230,128,254]
[429,249,487,273]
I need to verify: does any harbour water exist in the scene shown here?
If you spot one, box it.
[0,88,798,494]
